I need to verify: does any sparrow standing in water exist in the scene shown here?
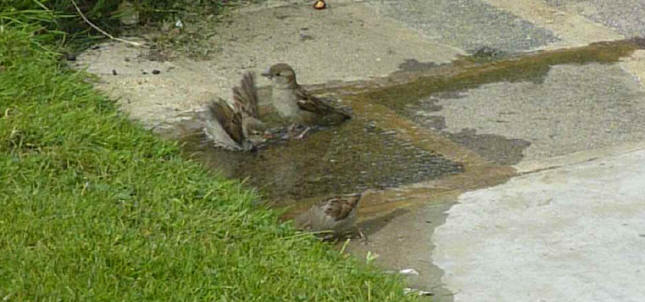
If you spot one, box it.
[294,193,365,241]
[203,72,265,151]
[261,63,351,134]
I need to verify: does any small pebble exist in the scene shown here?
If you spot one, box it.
[152,69,161,75]
[403,288,434,296]
[65,53,76,61]
[399,268,419,276]
[299,34,314,41]
[112,69,117,76]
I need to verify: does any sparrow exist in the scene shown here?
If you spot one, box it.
[294,193,364,240]
[260,63,351,127]
[202,72,265,151]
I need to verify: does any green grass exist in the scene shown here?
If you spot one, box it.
[0,8,415,302]
[5,0,256,54]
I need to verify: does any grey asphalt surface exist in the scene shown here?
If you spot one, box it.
[544,0,645,37]
[369,0,560,53]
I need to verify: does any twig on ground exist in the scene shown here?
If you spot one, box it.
[69,0,142,47]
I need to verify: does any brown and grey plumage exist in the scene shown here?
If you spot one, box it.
[233,72,259,119]
[203,72,264,151]
[261,63,351,126]
[294,193,362,240]
[204,99,254,151]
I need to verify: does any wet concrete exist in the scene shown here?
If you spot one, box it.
[350,198,458,302]
[343,163,515,302]
[321,40,638,120]
[183,118,464,203]
[404,93,532,165]
[443,129,531,166]
[417,62,645,162]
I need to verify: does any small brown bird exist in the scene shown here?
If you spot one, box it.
[203,72,265,151]
[261,63,351,128]
[294,193,363,240]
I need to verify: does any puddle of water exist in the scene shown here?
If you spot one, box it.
[177,39,641,210]
[182,117,463,204]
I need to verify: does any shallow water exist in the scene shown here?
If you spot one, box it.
[179,39,642,206]
[183,117,463,203]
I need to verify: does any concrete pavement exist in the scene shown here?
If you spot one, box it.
[434,147,645,302]
[74,0,645,300]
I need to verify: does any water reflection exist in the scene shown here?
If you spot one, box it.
[183,118,463,203]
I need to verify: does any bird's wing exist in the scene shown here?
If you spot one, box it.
[232,72,259,118]
[208,99,245,145]
[321,194,361,221]
[295,86,351,119]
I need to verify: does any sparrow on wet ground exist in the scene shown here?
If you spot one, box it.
[294,193,365,241]
[203,72,265,151]
[261,63,351,137]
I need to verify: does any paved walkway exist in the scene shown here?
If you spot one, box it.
[434,147,645,302]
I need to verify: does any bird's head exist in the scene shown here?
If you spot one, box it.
[261,63,297,88]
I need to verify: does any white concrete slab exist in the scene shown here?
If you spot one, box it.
[433,148,645,302]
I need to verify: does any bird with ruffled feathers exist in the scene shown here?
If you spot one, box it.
[203,72,265,151]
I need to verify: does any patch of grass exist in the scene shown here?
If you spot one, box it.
[0,13,415,302]
[1,0,253,54]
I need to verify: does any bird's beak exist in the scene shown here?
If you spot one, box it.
[260,68,271,78]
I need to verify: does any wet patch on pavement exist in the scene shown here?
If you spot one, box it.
[397,59,441,72]
[414,62,645,162]
[445,129,531,166]
[182,117,464,204]
[404,93,532,165]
